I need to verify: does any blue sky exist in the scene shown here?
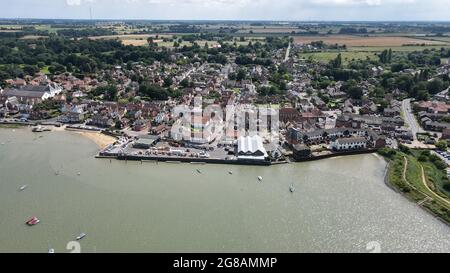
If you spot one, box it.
[1,0,449,21]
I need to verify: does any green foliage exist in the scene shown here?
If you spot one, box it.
[429,154,448,170]
[378,148,397,158]
[379,49,393,64]
[427,78,444,94]
[138,83,181,100]
[444,182,450,192]
[92,85,118,101]
[435,140,448,151]
[341,80,363,100]
[330,53,342,69]
[399,144,410,154]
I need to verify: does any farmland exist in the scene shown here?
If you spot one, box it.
[299,51,378,64]
[293,35,449,47]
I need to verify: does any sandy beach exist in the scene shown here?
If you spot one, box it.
[76,131,117,149]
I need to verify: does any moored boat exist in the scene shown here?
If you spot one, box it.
[290,185,295,193]
[76,233,86,241]
[26,217,40,226]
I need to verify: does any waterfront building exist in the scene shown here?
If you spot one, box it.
[0,83,63,105]
[330,137,367,151]
[237,135,268,161]
[292,144,312,160]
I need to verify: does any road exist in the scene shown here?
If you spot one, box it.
[401,98,424,141]
[283,42,291,62]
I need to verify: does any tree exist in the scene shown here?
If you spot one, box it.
[180,78,191,88]
[379,49,393,64]
[427,78,444,94]
[139,83,170,100]
[416,89,430,101]
[236,68,247,81]
[399,144,410,154]
[444,181,450,192]
[163,77,173,87]
[330,53,342,68]
[348,86,363,100]
[92,85,118,101]
[436,140,448,151]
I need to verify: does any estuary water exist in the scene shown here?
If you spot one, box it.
[0,128,449,253]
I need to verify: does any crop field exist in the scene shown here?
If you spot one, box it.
[293,35,449,47]
[237,27,300,34]
[299,51,378,64]
[89,34,173,40]
[348,45,450,52]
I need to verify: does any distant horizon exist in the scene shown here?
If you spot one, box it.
[2,18,450,24]
[1,0,450,22]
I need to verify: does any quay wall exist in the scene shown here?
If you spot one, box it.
[115,154,272,166]
[293,149,378,162]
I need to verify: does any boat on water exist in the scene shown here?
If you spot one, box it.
[19,185,28,191]
[196,169,202,174]
[32,126,44,132]
[26,217,40,226]
[48,248,55,254]
[290,185,295,193]
[77,172,81,176]
[76,233,86,241]
[228,171,233,175]
[258,176,263,181]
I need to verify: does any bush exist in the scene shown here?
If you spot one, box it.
[378,148,396,158]
[418,155,428,162]
[435,140,448,151]
[399,144,410,154]
[444,182,450,192]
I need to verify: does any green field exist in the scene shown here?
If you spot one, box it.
[348,45,450,52]
[299,51,378,64]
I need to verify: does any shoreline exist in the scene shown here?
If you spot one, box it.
[381,153,450,227]
[75,131,117,149]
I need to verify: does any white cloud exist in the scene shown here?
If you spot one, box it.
[310,0,416,6]
[66,0,82,5]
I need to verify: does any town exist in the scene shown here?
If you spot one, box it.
[1,22,450,169]
[1,0,450,255]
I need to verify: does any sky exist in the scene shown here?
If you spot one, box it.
[1,0,449,21]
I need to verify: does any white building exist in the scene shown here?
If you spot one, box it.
[0,83,62,105]
[330,137,367,151]
[237,135,268,161]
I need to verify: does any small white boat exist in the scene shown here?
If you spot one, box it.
[196,169,202,174]
[289,185,295,193]
[257,176,263,181]
[19,185,28,191]
[76,233,86,241]
[228,171,233,175]
[55,171,59,176]
[48,248,55,254]
[77,172,81,176]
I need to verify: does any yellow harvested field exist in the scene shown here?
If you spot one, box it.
[293,35,448,47]
[89,34,172,40]
[122,39,149,46]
